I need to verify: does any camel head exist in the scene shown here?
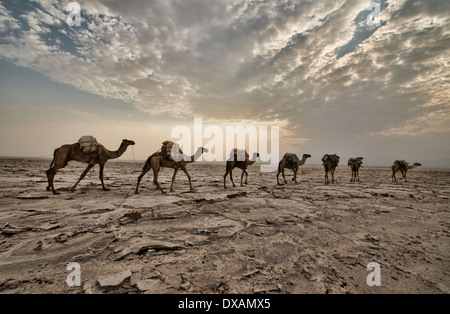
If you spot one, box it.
[189,147,209,163]
[197,147,209,154]
[303,154,311,159]
[251,152,260,161]
[122,139,136,146]
[412,162,422,167]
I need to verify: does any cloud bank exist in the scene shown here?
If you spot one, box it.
[0,0,449,153]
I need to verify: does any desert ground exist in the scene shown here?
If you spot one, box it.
[0,157,448,294]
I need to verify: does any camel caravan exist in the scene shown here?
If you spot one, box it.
[45,136,422,194]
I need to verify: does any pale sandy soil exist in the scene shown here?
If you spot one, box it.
[0,157,449,294]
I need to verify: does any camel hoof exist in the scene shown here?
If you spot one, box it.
[46,186,50,191]
[103,188,111,191]
[135,191,140,194]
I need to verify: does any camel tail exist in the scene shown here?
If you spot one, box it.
[49,148,58,168]
[142,156,152,171]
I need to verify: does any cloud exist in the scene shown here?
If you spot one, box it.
[0,0,448,148]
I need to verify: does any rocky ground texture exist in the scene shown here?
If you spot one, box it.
[0,158,449,293]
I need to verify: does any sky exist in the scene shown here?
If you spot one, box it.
[0,0,449,168]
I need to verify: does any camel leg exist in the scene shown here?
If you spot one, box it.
[135,164,152,194]
[325,170,328,184]
[293,169,298,183]
[224,170,229,188]
[244,170,249,184]
[152,166,165,194]
[71,164,94,191]
[46,167,59,195]
[277,161,287,185]
[282,169,287,184]
[46,149,59,194]
[224,163,234,188]
[229,169,236,187]
[170,168,179,192]
[240,169,245,186]
[331,169,335,183]
[99,163,110,191]
[276,165,285,185]
[181,165,193,190]
[402,170,407,182]
[46,161,68,194]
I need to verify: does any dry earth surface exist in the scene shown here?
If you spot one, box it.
[0,157,449,294]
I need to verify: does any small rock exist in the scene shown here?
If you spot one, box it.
[33,240,43,251]
[136,279,160,293]
[97,270,132,288]
[55,233,68,243]
[1,223,28,235]
[254,284,281,294]
[166,275,182,289]
[365,234,380,242]
[180,281,192,291]
[130,272,142,286]
[123,211,142,221]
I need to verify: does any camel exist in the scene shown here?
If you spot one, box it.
[348,157,364,182]
[391,160,421,182]
[224,149,259,188]
[322,154,340,184]
[135,142,208,194]
[46,138,135,194]
[277,153,311,185]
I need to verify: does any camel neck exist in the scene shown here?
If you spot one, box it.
[108,143,127,159]
[185,148,203,163]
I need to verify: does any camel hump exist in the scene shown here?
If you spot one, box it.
[228,149,248,162]
[161,141,183,161]
[78,136,99,153]
[322,154,340,165]
[284,153,299,165]
[394,160,408,168]
[348,157,364,166]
